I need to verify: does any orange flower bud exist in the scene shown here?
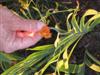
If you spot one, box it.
[38,25,52,39]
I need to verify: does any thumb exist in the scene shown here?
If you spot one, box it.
[3,20,47,53]
[4,33,42,53]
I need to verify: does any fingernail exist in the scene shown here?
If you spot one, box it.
[36,21,45,30]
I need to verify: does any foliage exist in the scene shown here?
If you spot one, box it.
[0,0,100,75]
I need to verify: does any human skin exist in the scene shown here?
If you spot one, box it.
[0,5,45,53]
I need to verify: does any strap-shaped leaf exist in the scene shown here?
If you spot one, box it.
[23,55,51,75]
[63,37,81,70]
[89,18,100,30]
[20,9,30,19]
[84,55,100,72]
[54,33,60,47]
[71,14,80,33]
[86,50,100,65]
[0,52,21,63]
[85,13,100,29]
[89,64,100,72]
[54,33,81,54]
[69,63,85,74]
[84,9,98,16]
[57,60,85,74]
[80,9,98,31]
[2,48,53,75]
[40,33,81,75]
[26,44,54,51]
[32,6,43,18]
[0,53,11,63]
[66,13,73,31]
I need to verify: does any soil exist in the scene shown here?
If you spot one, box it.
[0,0,100,75]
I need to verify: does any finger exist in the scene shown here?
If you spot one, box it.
[4,34,42,53]
[0,5,21,22]
[0,6,45,32]
[12,19,46,33]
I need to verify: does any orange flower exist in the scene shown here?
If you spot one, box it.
[38,25,52,39]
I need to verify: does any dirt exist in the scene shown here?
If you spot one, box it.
[0,0,100,75]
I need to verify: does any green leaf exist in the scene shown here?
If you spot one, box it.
[69,63,85,74]
[68,36,82,61]
[66,13,73,31]
[0,52,18,63]
[54,33,60,47]
[84,54,100,72]
[26,44,54,51]
[84,9,98,16]
[85,13,100,29]
[90,18,100,30]
[86,50,100,65]
[2,48,53,75]
[40,33,81,75]
[55,33,81,53]
[63,37,82,71]
[32,6,43,18]
[57,60,65,72]
[80,9,98,32]
[71,14,80,33]
[20,9,30,19]
[57,60,85,74]
[46,9,52,17]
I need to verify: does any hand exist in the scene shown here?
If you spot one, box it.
[0,6,45,53]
